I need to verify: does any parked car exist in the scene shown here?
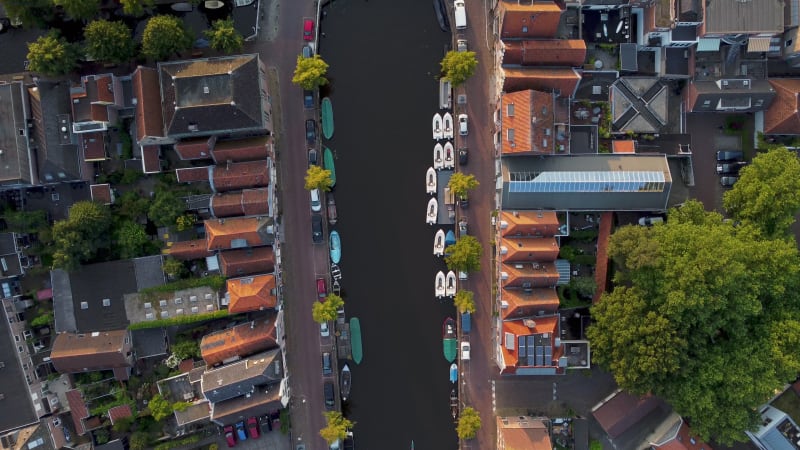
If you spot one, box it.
[457,39,468,52]
[458,147,468,165]
[638,216,664,226]
[312,214,323,243]
[458,193,469,209]
[306,119,317,145]
[720,176,738,187]
[303,18,314,41]
[322,352,332,376]
[302,45,313,58]
[461,312,471,333]
[247,417,260,439]
[324,381,335,409]
[308,148,318,167]
[458,218,468,238]
[235,421,247,441]
[320,321,330,337]
[303,90,314,109]
[310,188,322,212]
[458,114,468,135]
[716,162,746,175]
[317,278,327,299]
[716,150,743,161]
[224,425,236,447]
[460,341,470,360]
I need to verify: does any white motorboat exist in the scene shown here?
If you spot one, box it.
[426,167,437,195]
[434,229,445,256]
[443,142,454,169]
[435,271,446,299]
[433,113,443,140]
[443,112,454,139]
[446,271,457,297]
[434,143,444,170]
[426,198,438,225]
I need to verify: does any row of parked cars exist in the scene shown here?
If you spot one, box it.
[224,417,261,447]
[716,150,746,187]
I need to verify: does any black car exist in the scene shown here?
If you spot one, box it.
[311,214,323,243]
[303,90,314,109]
[458,148,468,165]
[324,382,335,409]
[716,162,746,175]
[459,194,469,209]
[308,148,318,167]
[305,119,317,145]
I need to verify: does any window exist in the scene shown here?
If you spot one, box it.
[102,298,110,307]
[703,100,711,106]
[507,129,515,141]
[507,104,515,117]
[14,335,19,342]
[522,26,528,33]
[786,39,793,47]
[80,302,88,310]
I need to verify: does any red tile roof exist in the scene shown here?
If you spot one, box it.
[66,389,90,434]
[593,391,664,439]
[212,136,271,163]
[502,67,581,97]
[176,138,214,160]
[142,145,161,173]
[200,319,278,366]
[91,103,109,122]
[500,262,560,289]
[95,75,115,103]
[211,161,270,192]
[132,66,165,143]
[500,90,560,155]
[166,239,214,260]
[765,78,800,134]
[501,2,564,39]
[108,404,132,425]
[612,140,636,153]
[497,417,552,450]
[210,189,270,218]
[500,237,560,263]
[90,184,113,205]
[499,315,562,374]
[51,331,132,374]
[501,288,560,320]
[176,166,212,183]
[205,216,273,251]
[593,212,613,303]
[499,211,561,237]
[652,420,712,450]
[219,247,275,278]
[503,40,587,67]
[81,132,106,161]
[227,274,278,313]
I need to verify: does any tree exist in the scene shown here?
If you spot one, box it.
[456,407,481,439]
[587,200,800,444]
[445,236,482,273]
[84,20,135,64]
[569,276,596,299]
[1,0,54,28]
[3,209,49,233]
[52,201,112,270]
[723,147,800,237]
[93,428,110,445]
[292,55,329,90]
[27,32,80,76]
[119,0,153,16]
[148,189,185,228]
[440,50,478,87]
[454,290,475,314]
[312,294,344,323]
[116,191,150,221]
[162,258,185,279]
[204,18,243,53]
[112,416,133,433]
[319,411,353,445]
[447,172,479,200]
[148,394,172,421]
[171,340,199,360]
[141,15,193,61]
[175,214,195,232]
[115,220,151,259]
[54,0,99,21]
[129,431,149,450]
[305,165,333,191]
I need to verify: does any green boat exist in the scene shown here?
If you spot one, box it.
[350,317,363,364]
[321,97,334,139]
[324,147,337,187]
[443,317,457,363]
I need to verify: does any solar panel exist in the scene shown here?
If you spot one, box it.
[517,336,525,355]
[509,170,665,193]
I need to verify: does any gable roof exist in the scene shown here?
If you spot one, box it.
[501,288,560,319]
[703,0,783,34]
[499,237,560,263]
[593,391,666,439]
[227,274,278,313]
[201,349,282,403]
[166,239,214,260]
[765,78,800,134]
[132,66,165,143]
[0,81,35,187]
[107,404,132,425]
[499,315,562,373]
[211,160,270,192]
[210,189,270,218]
[175,137,214,160]
[500,262,561,289]
[212,136,271,163]
[66,389,90,435]
[687,79,775,112]
[141,145,162,173]
[159,55,266,138]
[500,2,564,39]
[80,132,106,161]
[499,210,561,237]
[200,318,278,367]
[500,90,563,155]
[51,330,131,374]
[503,67,581,98]
[497,416,552,450]
[503,40,587,67]
[219,247,275,278]
[205,216,274,251]
[176,166,212,183]
[650,416,711,450]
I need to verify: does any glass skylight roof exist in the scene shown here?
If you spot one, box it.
[508,171,666,193]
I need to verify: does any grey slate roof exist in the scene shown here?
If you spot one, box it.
[132,255,166,291]
[132,328,168,359]
[664,47,690,76]
[704,0,783,34]
[0,233,22,279]
[0,81,34,187]
[28,80,81,183]
[201,349,283,404]
[0,300,38,433]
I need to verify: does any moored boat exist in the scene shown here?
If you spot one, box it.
[449,363,458,383]
[434,229,445,256]
[330,230,341,264]
[443,141,454,169]
[321,97,334,139]
[446,271,456,297]
[443,112,454,139]
[332,279,341,296]
[324,147,337,187]
[350,317,363,364]
[340,364,351,401]
[445,229,456,247]
[327,193,338,225]
[331,263,342,281]
[433,143,444,170]
[426,198,438,225]
[450,389,459,419]
[426,167,437,195]
[433,113,443,140]
[436,271,446,299]
[443,317,457,361]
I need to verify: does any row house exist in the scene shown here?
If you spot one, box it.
[497,89,571,155]
[200,319,278,367]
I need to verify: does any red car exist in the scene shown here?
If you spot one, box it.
[303,18,314,41]
[317,278,327,300]
[223,425,236,447]
[247,417,259,439]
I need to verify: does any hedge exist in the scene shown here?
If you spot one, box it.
[141,275,226,294]
[128,310,229,330]
[154,435,201,450]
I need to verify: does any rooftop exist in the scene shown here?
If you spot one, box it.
[124,286,218,325]
[212,136,272,163]
[210,160,270,193]
[205,216,274,251]
[227,274,278,313]
[500,2,564,40]
[502,40,586,67]
[27,80,81,184]
[497,416,551,450]
[200,317,278,367]
[201,349,283,404]
[210,188,270,218]
[610,78,669,133]
[704,0,783,34]
[50,330,132,374]
[500,90,567,155]
[500,288,561,320]
[0,81,34,187]
[0,300,37,433]
[218,247,275,278]
[592,391,667,439]
[498,210,562,237]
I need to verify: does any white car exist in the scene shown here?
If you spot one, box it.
[320,321,330,337]
[458,114,468,136]
[460,341,470,360]
[310,188,322,212]
[457,39,468,52]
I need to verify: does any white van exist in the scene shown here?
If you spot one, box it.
[454,0,467,30]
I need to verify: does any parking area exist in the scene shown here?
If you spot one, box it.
[686,113,744,212]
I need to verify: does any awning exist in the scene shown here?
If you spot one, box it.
[747,36,772,53]
[697,38,721,51]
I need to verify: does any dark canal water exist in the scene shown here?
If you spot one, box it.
[319,1,458,448]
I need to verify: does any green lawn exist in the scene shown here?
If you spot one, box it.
[772,388,800,423]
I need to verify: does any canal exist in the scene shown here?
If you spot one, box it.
[319,0,458,448]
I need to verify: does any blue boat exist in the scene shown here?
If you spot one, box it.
[330,231,341,264]
[449,363,458,383]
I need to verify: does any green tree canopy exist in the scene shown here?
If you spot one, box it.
[52,201,112,270]
[587,200,800,444]
[116,190,150,221]
[84,20,135,64]
[319,411,353,445]
[456,406,481,439]
[1,0,54,27]
[27,32,80,76]
[204,18,243,53]
[171,340,199,360]
[454,290,475,314]
[141,15,193,61]
[148,189,185,228]
[723,147,800,237]
[440,50,478,87]
[114,220,151,259]
[292,55,329,90]
[119,0,153,16]
[54,0,98,21]
[445,235,482,273]
[447,172,479,199]
[3,209,49,233]
[312,294,344,323]
[148,394,172,421]
[129,431,149,450]
[162,258,185,279]
[304,165,333,191]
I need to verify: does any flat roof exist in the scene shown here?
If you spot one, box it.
[0,300,38,433]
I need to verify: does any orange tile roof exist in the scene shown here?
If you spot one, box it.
[227,274,278,313]
[503,40,587,67]
[652,421,712,450]
[90,184,113,205]
[176,166,212,183]
[212,136,271,163]
[108,404,132,425]
[132,66,164,142]
[499,211,560,236]
[500,90,560,155]
[594,212,613,303]
[91,103,109,122]
[499,315,561,373]
[612,140,636,153]
[219,247,275,278]
[95,75,115,103]
[501,288,560,320]
[501,3,563,39]
[81,132,106,161]
[497,417,552,450]
[175,138,213,160]
[205,216,273,251]
[500,237,560,263]
[500,262,560,289]
[503,67,581,98]
[142,145,161,173]
[210,189,270,218]
[167,239,214,260]
[765,78,800,134]
[200,319,278,366]
[211,161,269,192]
[66,389,89,434]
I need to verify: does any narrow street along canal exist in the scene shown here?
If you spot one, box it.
[320,0,458,448]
